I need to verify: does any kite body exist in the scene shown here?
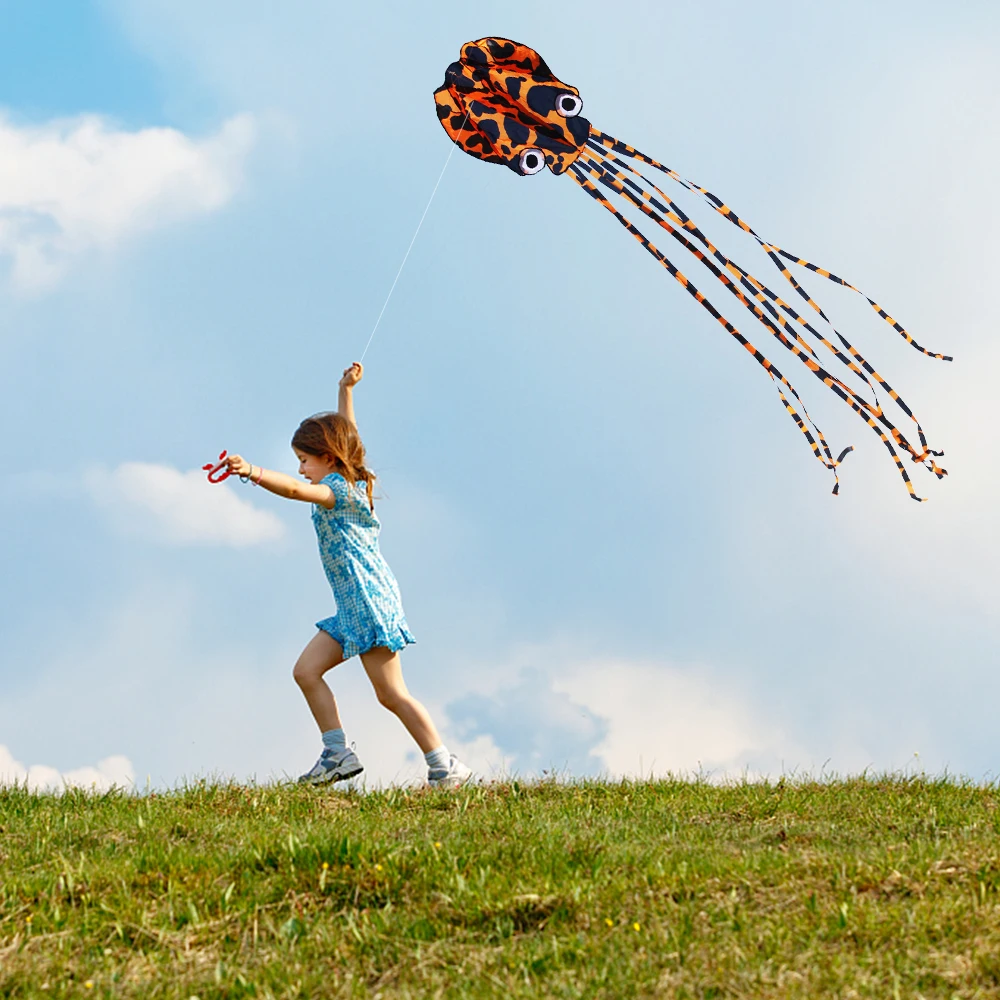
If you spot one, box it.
[435,38,950,500]
[435,39,589,175]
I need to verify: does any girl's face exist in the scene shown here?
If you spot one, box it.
[294,448,336,484]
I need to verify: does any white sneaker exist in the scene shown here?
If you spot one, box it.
[298,747,363,785]
[428,755,472,789]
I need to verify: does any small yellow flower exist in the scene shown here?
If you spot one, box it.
[434,841,442,849]
[25,915,32,924]
[633,922,641,932]
[375,864,383,871]
[84,983,94,990]
[321,862,329,870]
[605,917,614,927]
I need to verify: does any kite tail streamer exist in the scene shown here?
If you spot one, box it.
[576,145,946,481]
[568,163,939,500]
[587,130,953,365]
[567,163,864,496]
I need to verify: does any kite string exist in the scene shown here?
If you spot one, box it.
[358,136,463,364]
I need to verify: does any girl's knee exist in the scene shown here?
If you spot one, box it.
[375,686,405,713]
[293,635,344,687]
[293,659,321,688]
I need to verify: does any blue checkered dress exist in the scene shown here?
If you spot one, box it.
[312,473,415,659]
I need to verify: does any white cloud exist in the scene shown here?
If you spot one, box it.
[87,461,285,547]
[443,640,894,781]
[0,745,135,793]
[0,111,254,291]
[552,659,805,779]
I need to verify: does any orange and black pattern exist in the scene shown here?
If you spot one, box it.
[434,38,590,176]
[435,38,951,499]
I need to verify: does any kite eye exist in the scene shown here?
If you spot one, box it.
[555,93,583,118]
[519,148,546,175]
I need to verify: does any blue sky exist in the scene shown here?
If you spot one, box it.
[1,0,998,789]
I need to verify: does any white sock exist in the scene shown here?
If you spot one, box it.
[322,728,347,752]
[424,746,450,772]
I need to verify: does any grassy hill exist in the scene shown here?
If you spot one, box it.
[2,776,1000,998]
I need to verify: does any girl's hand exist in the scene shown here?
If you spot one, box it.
[339,362,363,389]
[225,453,251,477]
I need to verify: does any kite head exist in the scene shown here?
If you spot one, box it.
[434,37,591,176]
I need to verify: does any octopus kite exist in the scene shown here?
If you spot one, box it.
[434,38,951,499]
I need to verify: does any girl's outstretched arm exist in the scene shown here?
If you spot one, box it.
[339,362,363,428]
[224,455,336,509]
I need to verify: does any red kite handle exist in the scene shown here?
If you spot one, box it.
[202,449,232,484]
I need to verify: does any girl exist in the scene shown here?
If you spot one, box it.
[225,362,471,789]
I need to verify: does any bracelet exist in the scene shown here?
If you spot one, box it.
[239,465,251,484]
[253,464,264,485]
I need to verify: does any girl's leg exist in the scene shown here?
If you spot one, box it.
[360,647,442,754]
[292,631,346,732]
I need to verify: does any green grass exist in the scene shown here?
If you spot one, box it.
[3,776,1000,998]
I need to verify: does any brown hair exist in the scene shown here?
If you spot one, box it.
[291,412,376,511]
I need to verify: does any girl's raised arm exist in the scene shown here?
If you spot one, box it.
[339,362,363,428]
[224,455,336,509]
